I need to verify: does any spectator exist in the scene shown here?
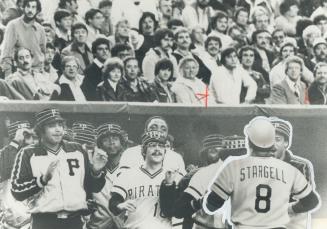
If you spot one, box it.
[1,0,46,77]
[98,0,113,37]
[252,30,274,73]
[167,18,184,33]
[313,14,327,36]
[120,56,157,102]
[227,24,248,49]
[51,55,86,101]
[271,29,286,55]
[308,62,327,104]
[142,28,179,83]
[209,47,257,104]
[42,22,56,45]
[62,23,93,74]
[111,43,134,61]
[53,10,72,52]
[296,18,314,56]
[208,11,233,50]
[57,0,81,24]
[310,0,327,20]
[1,0,23,26]
[234,7,250,35]
[173,27,211,84]
[81,38,110,101]
[6,47,59,100]
[10,108,106,229]
[312,37,327,64]
[268,56,308,104]
[171,56,207,105]
[43,43,59,83]
[85,9,105,48]
[96,57,126,101]
[158,0,173,28]
[275,0,302,37]
[0,79,25,100]
[182,0,213,32]
[107,19,131,47]
[151,58,177,103]
[239,45,270,104]
[247,7,274,40]
[172,0,184,20]
[270,40,314,87]
[190,26,206,56]
[300,25,322,60]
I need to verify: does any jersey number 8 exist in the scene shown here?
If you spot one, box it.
[255,184,272,213]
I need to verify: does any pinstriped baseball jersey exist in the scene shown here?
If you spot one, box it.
[112,166,179,229]
[210,156,312,229]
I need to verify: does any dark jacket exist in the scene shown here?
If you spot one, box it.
[151,79,176,103]
[120,77,157,102]
[96,79,127,102]
[82,62,103,101]
[50,83,85,101]
[308,82,327,105]
[0,141,20,182]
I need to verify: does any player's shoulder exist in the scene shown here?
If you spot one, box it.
[62,140,83,152]
[287,151,312,168]
[20,144,46,157]
[121,145,141,157]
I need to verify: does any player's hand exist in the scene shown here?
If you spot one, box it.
[117,200,137,213]
[90,147,108,174]
[164,169,177,185]
[13,128,30,145]
[43,159,60,184]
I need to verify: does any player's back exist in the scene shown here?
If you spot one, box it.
[213,156,311,229]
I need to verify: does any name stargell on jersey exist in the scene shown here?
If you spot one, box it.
[240,165,286,184]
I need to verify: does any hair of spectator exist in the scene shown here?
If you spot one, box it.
[204,35,222,50]
[115,19,129,30]
[167,19,184,29]
[313,14,327,25]
[61,55,81,71]
[102,57,124,80]
[279,42,297,55]
[154,28,174,47]
[302,25,321,42]
[91,38,110,55]
[144,116,168,132]
[220,47,237,66]
[211,11,228,31]
[58,0,76,9]
[178,56,199,76]
[251,6,269,24]
[279,0,299,16]
[296,18,313,37]
[251,29,271,44]
[313,62,327,76]
[284,56,304,73]
[46,42,55,50]
[272,28,284,37]
[23,0,42,13]
[138,12,158,34]
[190,26,205,43]
[174,27,189,40]
[71,22,88,38]
[154,58,174,79]
[85,8,103,25]
[111,43,133,57]
[238,45,265,71]
[98,0,112,9]
[14,47,33,62]
[123,56,138,67]
[227,24,242,37]
[234,7,249,22]
[54,9,71,24]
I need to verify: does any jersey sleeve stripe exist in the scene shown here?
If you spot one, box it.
[293,184,308,196]
[187,186,202,198]
[119,166,130,169]
[112,185,128,199]
[213,183,231,198]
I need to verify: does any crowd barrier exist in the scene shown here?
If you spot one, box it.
[0,102,326,220]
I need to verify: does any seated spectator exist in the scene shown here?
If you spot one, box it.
[227,24,248,50]
[312,37,327,64]
[111,43,135,61]
[43,43,59,83]
[121,57,157,102]
[208,11,233,50]
[0,79,25,100]
[182,0,212,32]
[158,0,173,28]
[53,10,72,52]
[275,0,302,37]
[167,18,184,33]
[171,56,207,105]
[209,47,257,104]
[81,38,110,101]
[190,26,206,56]
[313,14,327,36]
[151,58,176,103]
[42,22,56,45]
[271,29,286,56]
[107,19,131,47]
[268,56,308,104]
[98,0,113,36]
[234,7,250,36]
[51,56,86,101]
[239,45,270,104]
[62,23,93,74]
[142,28,179,83]
[57,0,82,24]
[252,30,274,73]
[300,25,322,60]
[308,62,327,104]
[85,9,105,48]
[96,57,126,101]
[172,0,185,20]
[6,47,59,100]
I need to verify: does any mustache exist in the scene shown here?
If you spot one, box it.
[151,151,163,156]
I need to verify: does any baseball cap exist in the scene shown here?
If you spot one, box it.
[35,108,65,128]
[142,130,167,147]
[270,117,292,142]
[7,120,31,139]
[72,121,96,145]
[202,134,225,151]
[245,117,275,149]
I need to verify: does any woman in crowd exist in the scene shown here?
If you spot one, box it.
[96,57,126,101]
[308,62,327,104]
[51,56,86,101]
[152,58,176,103]
[121,56,157,102]
[171,57,207,105]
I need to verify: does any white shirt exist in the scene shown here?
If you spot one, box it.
[209,65,257,104]
[108,79,118,92]
[59,74,86,101]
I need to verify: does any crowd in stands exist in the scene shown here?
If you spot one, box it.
[0,0,327,105]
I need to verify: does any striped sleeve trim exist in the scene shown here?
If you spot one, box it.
[112,185,128,200]
[185,186,202,199]
[294,184,308,196]
[211,183,231,200]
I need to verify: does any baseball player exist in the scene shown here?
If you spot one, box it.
[86,123,127,229]
[119,116,186,175]
[10,108,107,229]
[270,117,319,229]
[203,117,320,229]
[109,130,182,229]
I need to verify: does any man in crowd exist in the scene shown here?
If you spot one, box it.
[53,10,72,52]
